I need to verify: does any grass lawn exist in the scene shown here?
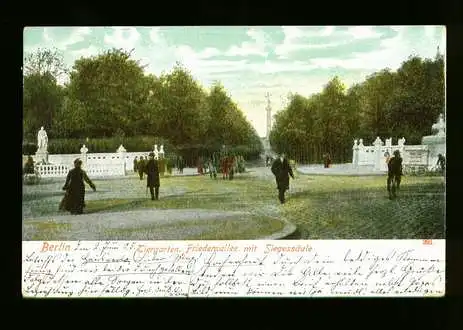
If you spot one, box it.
[22,169,445,239]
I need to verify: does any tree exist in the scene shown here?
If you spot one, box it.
[65,48,150,137]
[23,48,68,79]
[158,63,210,146]
[23,72,64,140]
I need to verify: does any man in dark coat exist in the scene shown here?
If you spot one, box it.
[138,156,145,180]
[177,156,185,174]
[133,156,138,173]
[436,154,445,174]
[144,152,160,200]
[387,150,403,199]
[271,153,295,204]
[60,158,96,214]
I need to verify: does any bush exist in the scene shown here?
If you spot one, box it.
[22,142,37,155]
[45,136,173,154]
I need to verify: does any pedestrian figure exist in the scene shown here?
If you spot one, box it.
[23,155,35,175]
[144,152,160,200]
[384,151,391,164]
[436,154,445,174]
[138,156,145,180]
[387,150,403,200]
[60,158,96,215]
[271,153,294,204]
[133,156,138,173]
[177,156,185,174]
[323,153,332,168]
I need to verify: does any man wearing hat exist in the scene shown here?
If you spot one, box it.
[387,150,403,199]
[144,152,160,200]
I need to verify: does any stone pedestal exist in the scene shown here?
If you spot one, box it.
[35,149,48,164]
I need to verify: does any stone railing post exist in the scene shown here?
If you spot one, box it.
[373,136,383,171]
[352,139,359,168]
[358,138,365,165]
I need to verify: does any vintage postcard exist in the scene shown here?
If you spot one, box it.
[22,26,446,298]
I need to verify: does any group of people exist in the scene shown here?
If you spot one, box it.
[24,146,445,215]
[197,154,245,180]
[133,154,162,199]
[58,152,162,215]
[134,155,172,180]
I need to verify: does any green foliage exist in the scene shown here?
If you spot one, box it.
[23,48,262,161]
[270,52,445,164]
[22,142,37,155]
[44,136,170,154]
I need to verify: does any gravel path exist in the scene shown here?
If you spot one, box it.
[22,167,296,240]
[297,164,385,176]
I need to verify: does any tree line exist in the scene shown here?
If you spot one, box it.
[269,50,445,164]
[22,48,263,163]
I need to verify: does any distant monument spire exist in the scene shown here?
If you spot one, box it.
[265,92,272,139]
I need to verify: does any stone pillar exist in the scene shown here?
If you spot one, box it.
[358,139,365,165]
[117,144,127,175]
[373,136,383,171]
[352,139,359,168]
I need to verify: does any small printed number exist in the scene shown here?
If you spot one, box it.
[423,239,432,245]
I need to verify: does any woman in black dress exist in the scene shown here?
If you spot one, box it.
[60,158,96,214]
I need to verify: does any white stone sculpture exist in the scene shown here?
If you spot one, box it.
[37,126,48,151]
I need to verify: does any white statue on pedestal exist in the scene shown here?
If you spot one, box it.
[432,113,445,137]
[159,145,165,158]
[80,144,88,154]
[117,144,126,153]
[398,137,406,147]
[37,126,48,151]
[385,138,392,147]
[154,144,159,159]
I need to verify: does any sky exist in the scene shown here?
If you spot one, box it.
[23,26,446,137]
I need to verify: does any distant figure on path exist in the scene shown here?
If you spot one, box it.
[60,158,96,215]
[177,156,185,174]
[138,156,145,180]
[387,150,403,200]
[133,156,138,173]
[271,153,295,204]
[323,153,332,168]
[144,152,160,200]
[436,154,445,174]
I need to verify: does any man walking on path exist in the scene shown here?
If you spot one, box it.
[144,152,160,200]
[138,156,145,180]
[271,153,294,204]
[387,150,403,200]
